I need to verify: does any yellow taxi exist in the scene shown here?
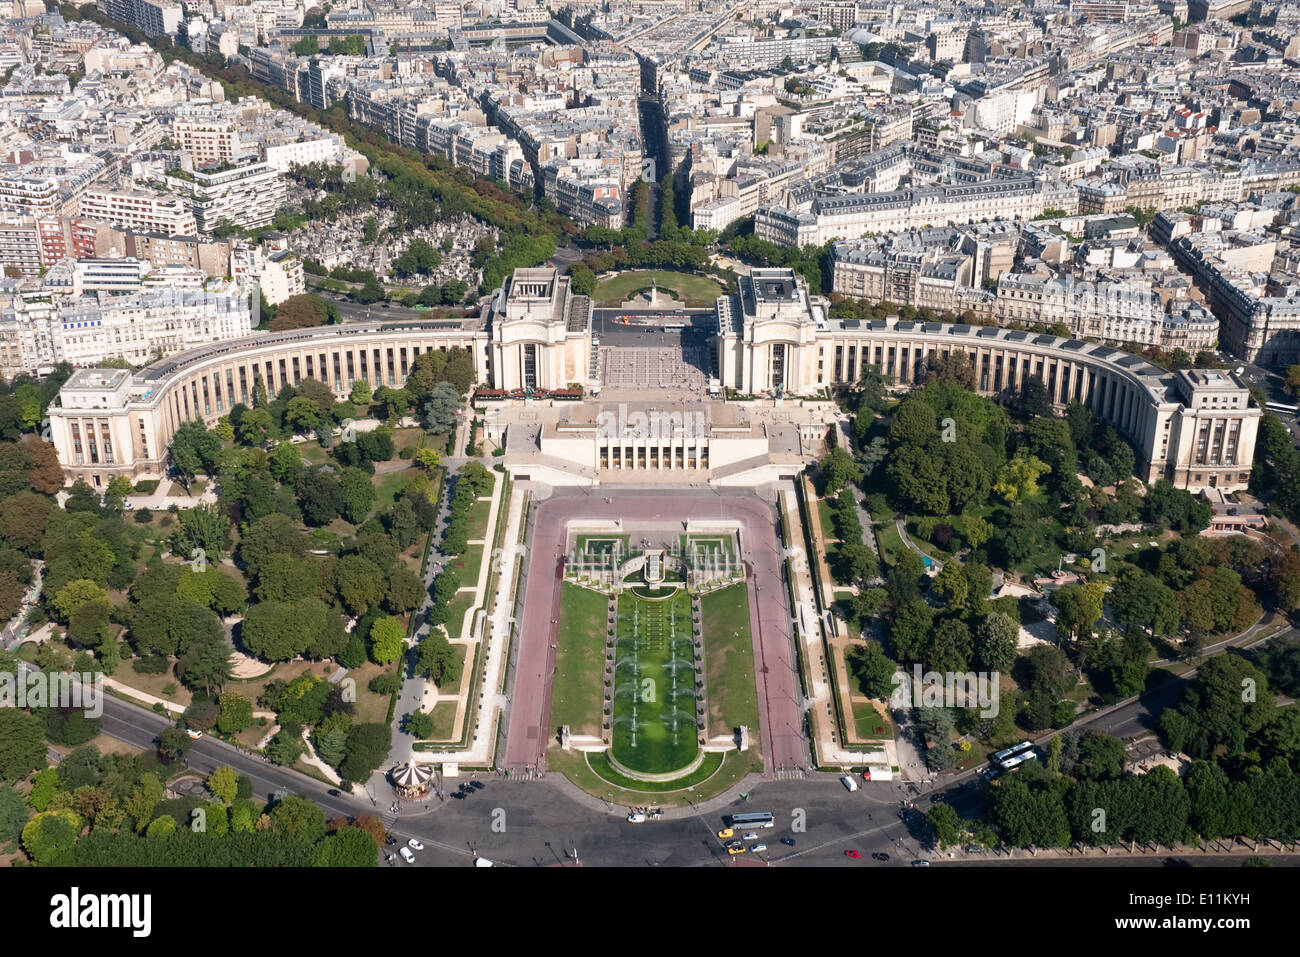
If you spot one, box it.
[717,828,734,839]
[727,845,746,855]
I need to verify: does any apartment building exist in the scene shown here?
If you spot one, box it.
[80,188,198,237]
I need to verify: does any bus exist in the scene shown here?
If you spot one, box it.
[1265,401,1298,416]
[989,740,1034,767]
[727,812,775,829]
[999,749,1039,772]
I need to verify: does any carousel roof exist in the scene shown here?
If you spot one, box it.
[392,762,434,789]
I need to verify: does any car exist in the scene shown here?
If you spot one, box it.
[871,852,890,862]
[327,789,340,797]
[741,832,759,841]
[627,811,647,823]
[750,844,766,853]
[780,838,796,847]
[385,836,397,846]
[469,781,485,791]
[845,849,861,859]
[724,839,743,850]
[911,859,930,867]
[399,847,415,863]
[451,791,466,800]
[726,845,746,855]
[407,838,424,851]
[184,729,202,739]
[717,828,734,839]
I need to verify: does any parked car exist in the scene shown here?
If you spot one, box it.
[844,849,861,859]
[726,845,746,856]
[469,781,485,791]
[780,838,796,847]
[741,832,759,841]
[871,852,890,862]
[407,838,424,851]
[627,811,647,823]
[717,828,734,839]
[911,859,930,867]
[751,844,767,853]
[399,847,415,863]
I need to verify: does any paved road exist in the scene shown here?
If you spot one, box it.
[503,488,808,774]
[98,689,376,817]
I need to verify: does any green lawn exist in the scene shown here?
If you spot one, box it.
[441,591,477,641]
[874,520,906,568]
[464,497,493,540]
[586,750,723,793]
[372,467,413,512]
[610,587,698,775]
[132,480,159,494]
[546,747,762,805]
[852,697,891,740]
[451,543,483,585]
[552,582,609,736]
[429,700,458,740]
[299,443,328,466]
[592,270,724,307]
[818,498,838,542]
[700,582,760,742]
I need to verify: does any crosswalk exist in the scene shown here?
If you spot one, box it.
[771,767,809,781]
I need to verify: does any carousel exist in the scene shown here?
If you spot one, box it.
[390,760,435,800]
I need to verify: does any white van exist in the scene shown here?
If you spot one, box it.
[840,775,858,792]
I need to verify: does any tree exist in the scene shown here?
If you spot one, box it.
[1110,567,1179,637]
[296,469,342,526]
[207,766,239,805]
[819,447,860,496]
[403,710,434,738]
[927,618,973,672]
[338,467,376,524]
[975,612,1018,673]
[330,555,384,616]
[237,407,275,446]
[350,380,372,407]
[169,421,222,489]
[889,599,934,664]
[414,633,461,686]
[925,349,977,390]
[0,490,51,551]
[216,692,253,734]
[1019,376,1053,418]
[104,476,133,512]
[0,709,46,781]
[889,398,937,446]
[423,381,460,435]
[369,616,405,665]
[993,453,1051,503]
[1051,582,1106,643]
[338,723,391,784]
[64,479,100,513]
[21,810,82,865]
[1020,643,1074,700]
[931,563,969,609]
[52,579,108,623]
[1074,730,1126,781]
[170,503,230,564]
[270,293,334,332]
[846,642,896,699]
[384,565,424,615]
[926,803,965,848]
[311,825,378,866]
[20,436,63,494]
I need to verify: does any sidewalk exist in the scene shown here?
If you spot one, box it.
[778,486,901,770]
